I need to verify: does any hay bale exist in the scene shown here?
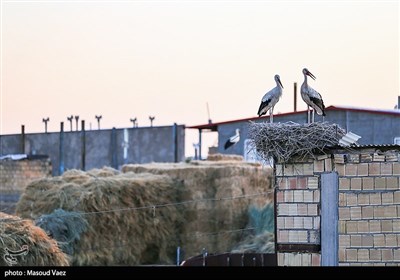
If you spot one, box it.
[35,209,88,256]
[207,153,244,161]
[16,167,183,265]
[121,159,273,259]
[248,121,346,163]
[0,212,69,266]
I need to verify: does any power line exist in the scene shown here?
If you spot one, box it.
[0,190,273,224]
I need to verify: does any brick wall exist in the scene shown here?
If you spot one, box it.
[0,158,52,214]
[336,151,400,266]
[275,148,400,266]
[275,155,326,266]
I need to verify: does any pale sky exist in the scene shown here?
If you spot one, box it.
[1,0,399,158]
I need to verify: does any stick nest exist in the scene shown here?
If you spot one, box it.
[248,121,346,163]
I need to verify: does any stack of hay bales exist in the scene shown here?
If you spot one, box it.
[121,155,273,259]
[16,156,272,265]
[16,168,183,265]
[0,212,69,266]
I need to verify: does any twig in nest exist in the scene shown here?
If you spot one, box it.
[247,121,346,163]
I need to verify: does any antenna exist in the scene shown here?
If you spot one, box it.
[206,102,212,124]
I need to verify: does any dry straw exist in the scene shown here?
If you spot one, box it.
[16,158,273,265]
[0,212,69,266]
[121,159,273,258]
[16,169,183,265]
[248,121,346,163]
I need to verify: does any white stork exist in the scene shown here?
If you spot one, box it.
[300,68,326,123]
[224,129,240,150]
[257,74,284,123]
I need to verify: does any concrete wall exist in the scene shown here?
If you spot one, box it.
[275,147,400,266]
[216,109,400,158]
[0,124,185,176]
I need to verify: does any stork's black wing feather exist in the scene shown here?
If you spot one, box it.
[224,140,234,150]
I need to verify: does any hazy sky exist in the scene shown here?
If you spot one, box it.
[1,0,399,157]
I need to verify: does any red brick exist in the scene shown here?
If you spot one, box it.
[276,191,284,203]
[289,178,297,189]
[311,253,320,266]
[297,177,307,189]
[297,204,308,215]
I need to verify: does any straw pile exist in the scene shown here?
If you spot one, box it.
[16,168,183,265]
[121,155,273,259]
[248,121,346,163]
[207,153,244,161]
[0,212,69,266]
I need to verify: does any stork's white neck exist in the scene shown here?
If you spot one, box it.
[302,74,308,85]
